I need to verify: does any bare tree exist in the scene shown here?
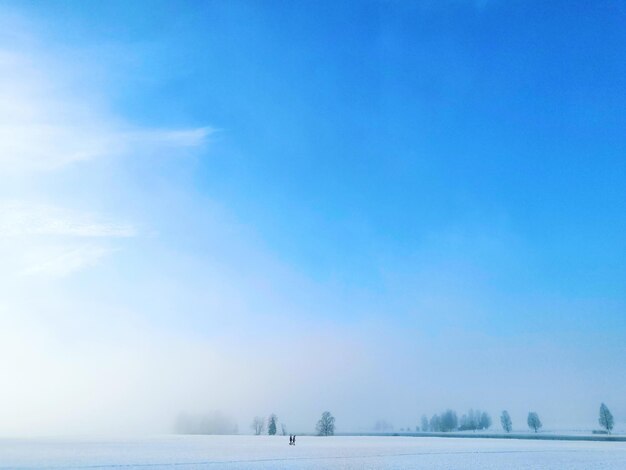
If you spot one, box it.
[599,403,614,434]
[251,416,265,435]
[281,423,287,436]
[316,411,336,436]
[527,412,542,433]
[500,410,512,433]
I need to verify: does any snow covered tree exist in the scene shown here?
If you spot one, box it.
[527,412,542,433]
[374,419,393,432]
[500,410,512,433]
[459,409,481,431]
[429,414,441,432]
[440,410,458,432]
[281,423,287,436]
[316,411,335,436]
[480,412,492,430]
[421,415,429,432]
[459,414,468,430]
[468,409,479,431]
[599,403,614,434]
[251,416,265,435]
[268,414,277,435]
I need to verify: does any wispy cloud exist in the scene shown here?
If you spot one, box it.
[19,243,117,278]
[0,201,134,277]
[0,24,212,280]
[0,201,136,238]
[0,48,213,173]
[0,124,215,173]
[128,127,216,149]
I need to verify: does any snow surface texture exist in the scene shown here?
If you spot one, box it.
[1,435,625,469]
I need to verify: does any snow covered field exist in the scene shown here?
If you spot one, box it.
[1,435,625,469]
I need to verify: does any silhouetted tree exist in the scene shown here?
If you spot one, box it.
[374,419,393,432]
[459,414,468,430]
[251,416,265,435]
[316,411,335,436]
[468,409,478,431]
[440,410,458,432]
[500,410,512,433]
[527,412,542,433]
[599,403,614,434]
[459,409,483,431]
[421,415,429,432]
[268,414,277,435]
[480,411,492,430]
[429,414,441,432]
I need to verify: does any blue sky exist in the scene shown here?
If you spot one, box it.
[0,0,625,435]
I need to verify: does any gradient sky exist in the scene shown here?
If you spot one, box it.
[0,0,625,436]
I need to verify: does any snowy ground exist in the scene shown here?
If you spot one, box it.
[1,435,625,469]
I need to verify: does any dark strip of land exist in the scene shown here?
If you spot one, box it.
[335,432,626,442]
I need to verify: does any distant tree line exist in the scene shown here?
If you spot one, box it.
[419,409,489,433]
[374,419,393,432]
[416,409,536,433]
[413,403,616,435]
[182,403,615,437]
[459,409,492,431]
[175,411,238,435]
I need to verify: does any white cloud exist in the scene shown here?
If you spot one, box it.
[128,126,216,149]
[0,201,136,238]
[0,47,212,173]
[0,28,213,280]
[0,124,215,172]
[19,243,116,278]
[0,200,135,277]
